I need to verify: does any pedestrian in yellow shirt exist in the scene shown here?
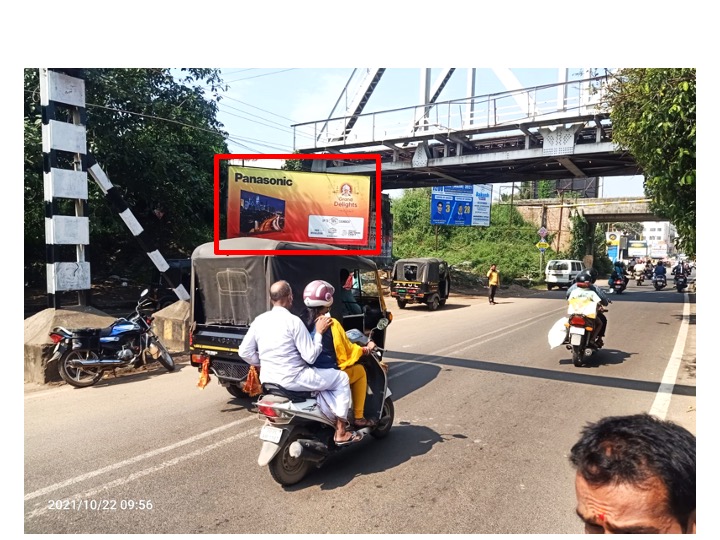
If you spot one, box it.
[487,264,499,304]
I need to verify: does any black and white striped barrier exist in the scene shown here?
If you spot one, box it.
[87,158,190,302]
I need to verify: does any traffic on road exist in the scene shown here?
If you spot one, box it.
[24,281,696,534]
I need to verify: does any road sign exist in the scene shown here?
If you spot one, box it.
[537,227,548,237]
[536,241,550,249]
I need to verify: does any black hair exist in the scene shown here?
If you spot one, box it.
[304,305,325,331]
[569,413,695,530]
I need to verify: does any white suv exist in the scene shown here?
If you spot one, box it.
[545,259,583,290]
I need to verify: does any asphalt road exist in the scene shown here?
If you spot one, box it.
[23,283,696,534]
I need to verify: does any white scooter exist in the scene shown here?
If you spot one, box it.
[254,318,394,486]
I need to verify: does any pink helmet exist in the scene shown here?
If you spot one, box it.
[303,280,335,307]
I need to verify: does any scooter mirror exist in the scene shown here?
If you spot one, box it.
[140,288,149,297]
[376,318,389,331]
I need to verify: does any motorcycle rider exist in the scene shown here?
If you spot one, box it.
[633,259,646,281]
[567,272,607,348]
[653,260,667,282]
[672,260,686,279]
[238,280,362,446]
[609,261,628,287]
[567,269,610,347]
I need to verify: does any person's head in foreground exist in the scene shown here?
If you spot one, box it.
[569,413,695,534]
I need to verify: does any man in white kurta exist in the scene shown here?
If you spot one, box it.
[239,280,358,444]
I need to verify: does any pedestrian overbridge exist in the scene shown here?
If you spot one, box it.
[512,197,660,254]
[513,196,660,224]
[293,71,643,190]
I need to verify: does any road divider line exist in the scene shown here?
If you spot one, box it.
[24,416,256,502]
[388,307,566,379]
[25,425,261,521]
[649,295,690,420]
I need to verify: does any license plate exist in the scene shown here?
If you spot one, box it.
[259,424,283,443]
[569,327,585,335]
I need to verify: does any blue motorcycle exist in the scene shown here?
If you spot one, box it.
[48,289,175,388]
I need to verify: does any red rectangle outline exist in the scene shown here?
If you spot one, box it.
[214,154,382,256]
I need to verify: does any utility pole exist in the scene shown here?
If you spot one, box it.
[556,190,565,253]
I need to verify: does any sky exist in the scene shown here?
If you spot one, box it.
[205,67,646,198]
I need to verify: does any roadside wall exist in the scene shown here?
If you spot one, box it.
[512,200,575,254]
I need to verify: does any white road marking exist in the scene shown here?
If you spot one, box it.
[26,425,261,520]
[25,416,256,502]
[388,307,565,378]
[649,294,691,420]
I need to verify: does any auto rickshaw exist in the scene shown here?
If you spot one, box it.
[390,257,450,310]
[189,237,392,398]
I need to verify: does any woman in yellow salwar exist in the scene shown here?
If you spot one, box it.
[302,279,378,428]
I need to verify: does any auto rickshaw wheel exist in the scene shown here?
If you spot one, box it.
[396,299,407,309]
[226,384,246,399]
[427,294,440,311]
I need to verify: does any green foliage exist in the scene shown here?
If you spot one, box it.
[536,180,556,199]
[603,68,696,257]
[567,212,613,276]
[391,188,552,284]
[24,68,230,285]
[608,221,644,239]
[282,151,304,171]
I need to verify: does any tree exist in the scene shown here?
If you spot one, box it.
[391,188,549,284]
[602,68,696,257]
[24,68,230,285]
[608,222,644,239]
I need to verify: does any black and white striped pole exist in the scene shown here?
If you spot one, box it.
[40,68,91,308]
[40,68,189,308]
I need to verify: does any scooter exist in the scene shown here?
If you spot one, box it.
[609,276,627,294]
[634,269,645,286]
[254,319,394,486]
[653,274,667,291]
[674,273,688,292]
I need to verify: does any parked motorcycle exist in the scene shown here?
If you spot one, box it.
[48,289,175,388]
[653,274,667,291]
[254,319,394,486]
[674,273,688,293]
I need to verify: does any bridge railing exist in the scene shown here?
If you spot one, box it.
[293,76,609,150]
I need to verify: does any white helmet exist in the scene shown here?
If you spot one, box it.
[303,280,335,307]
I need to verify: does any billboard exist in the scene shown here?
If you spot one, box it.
[227,166,371,246]
[606,232,621,262]
[430,184,492,226]
[627,240,648,258]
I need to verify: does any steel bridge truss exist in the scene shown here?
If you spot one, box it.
[293,73,641,191]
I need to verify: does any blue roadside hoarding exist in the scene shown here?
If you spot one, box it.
[430,184,492,226]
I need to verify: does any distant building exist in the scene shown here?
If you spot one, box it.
[642,221,677,259]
